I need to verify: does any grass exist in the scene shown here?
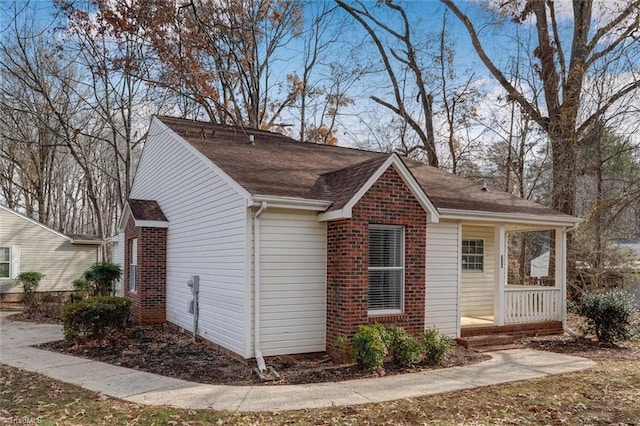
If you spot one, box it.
[1,359,639,425]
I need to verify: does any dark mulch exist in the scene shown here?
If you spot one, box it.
[6,308,62,324]
[37,322,487,386]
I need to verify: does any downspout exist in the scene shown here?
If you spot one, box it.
[562,223,581,336]
[253,201,268,372]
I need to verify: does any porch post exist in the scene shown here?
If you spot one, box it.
[494,225,506,326]
[555,227,567,328]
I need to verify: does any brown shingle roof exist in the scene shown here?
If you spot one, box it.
[128,199,168,222]
[155,116,570,218]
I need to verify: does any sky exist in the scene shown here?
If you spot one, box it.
[2,0,638,155]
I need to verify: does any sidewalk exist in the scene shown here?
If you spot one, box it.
[0,312,596,412]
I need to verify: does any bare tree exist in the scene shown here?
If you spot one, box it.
[336,0,439,166]
[442,0,640,216]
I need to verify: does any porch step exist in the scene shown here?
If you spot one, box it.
[457,334,516,350]
[469,343,522,353]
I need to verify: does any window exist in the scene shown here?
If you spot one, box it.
[129,239,138,292]
[368,225,404,313]
[0,247,10,278]
[462,239,484,272]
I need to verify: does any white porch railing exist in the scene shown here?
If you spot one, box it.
[504,286,561,324]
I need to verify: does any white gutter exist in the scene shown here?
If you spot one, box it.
[250,195,332,211]
[253,201,268,372]
[438,208,583,227]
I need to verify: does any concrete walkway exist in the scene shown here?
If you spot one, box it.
[0,312,596,412]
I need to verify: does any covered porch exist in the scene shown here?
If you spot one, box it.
[459,222,569,336]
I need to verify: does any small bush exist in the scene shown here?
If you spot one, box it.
[83,262,122,297]
[62,296,131,341]
[578,289,639,342]
[387,325,424,366]
[71,277,90,302]
[17,271,45,313]
[423,327,451,366]
[351,324,391,371]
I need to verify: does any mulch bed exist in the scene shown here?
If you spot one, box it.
[35,322,487,386]
[11,310,639,386]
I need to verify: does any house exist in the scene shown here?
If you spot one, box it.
[120,116,582,362]
[531,238,640,302]
[0,205,102,301]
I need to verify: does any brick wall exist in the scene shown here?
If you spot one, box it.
[124,216,167,324]
[326,166,427,359]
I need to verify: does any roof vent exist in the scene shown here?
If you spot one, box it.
[481,182,489,192]
[248,134,255,146]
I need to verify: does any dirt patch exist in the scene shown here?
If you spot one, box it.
[521,313,640,362]
[38,322,487,386]
[5,308,62,324]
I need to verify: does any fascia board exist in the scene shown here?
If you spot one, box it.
[134,220,169,228]
[250,195,333,211]
[317,208,349,222]
[439,208,583,227]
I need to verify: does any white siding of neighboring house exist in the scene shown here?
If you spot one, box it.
[460,225,495,318]
[425,221,460,337]
[129,119,249,357]
[257,209,327,356]
[0,208,98,294]
[110,233,125,296]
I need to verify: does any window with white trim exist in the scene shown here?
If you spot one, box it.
[0,247,10,278]
[129,238,138,292]
[368,225,404,313]
[462,239,484,271]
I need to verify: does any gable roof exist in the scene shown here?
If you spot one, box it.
[0,204,101,244]
[122,199,169,229]
[154,116,578,224]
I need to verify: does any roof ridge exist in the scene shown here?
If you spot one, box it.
[155,115,397,157]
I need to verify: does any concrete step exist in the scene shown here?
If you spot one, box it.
[457,333,515,349]
[470,343,522,353]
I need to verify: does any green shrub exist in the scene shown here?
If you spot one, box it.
[387,325,424,366]
[71,277,90,301]
[578,289,639,342]
[17,271,45,313]
[83,262,122,297]
[351,324,391,371]
[423,327,451,366]
[62,296,131,341]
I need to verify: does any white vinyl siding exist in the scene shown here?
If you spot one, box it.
[130,119,248,357]
[460,225,495,317]
[425,221,459,337]
[258,209,326,356]
[110,233,125,296]
[0,208,98,294]
[368,225,404,314]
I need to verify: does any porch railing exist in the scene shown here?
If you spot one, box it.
[504,286,561,324]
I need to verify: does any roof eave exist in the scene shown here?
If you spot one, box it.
[70,239,103,245]
[249,195,333,211]
[318,154,440,223]
[438,208,583,227]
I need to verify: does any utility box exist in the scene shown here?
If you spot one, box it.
[187,275,199,293]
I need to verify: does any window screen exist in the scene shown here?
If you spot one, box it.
[368,226,403,312]
[0,247,9,278]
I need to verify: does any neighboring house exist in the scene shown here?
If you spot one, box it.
[0,205,102,300]
[121,116,582,361]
